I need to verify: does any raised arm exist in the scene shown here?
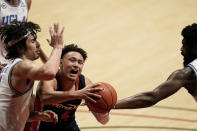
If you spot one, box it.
[13,23,64,80]
[38,48,48,64]
[115,69,187,109]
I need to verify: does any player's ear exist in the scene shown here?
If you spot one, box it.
[192,44,197,55]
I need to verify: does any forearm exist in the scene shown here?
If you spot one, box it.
[115,98,154,109]
[42,46,62,78]
[22,48,61,80]
[27,111,43,122]
[39,48,48,64]
[40,91,80,104]
[114,93,158,109]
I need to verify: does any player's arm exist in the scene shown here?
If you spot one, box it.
[79,77,103,103]
[13,23,64,80]
[26,93,58,122]
[28,110,58,123]
[38,48,48,64]
[13,58,57,80]
[114,69,187,109]
[36,79,81,104]
[83,77,103,104]
[37,77,102,104]
[26,0,32,11]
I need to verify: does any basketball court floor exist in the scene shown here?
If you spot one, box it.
[30,0,197,130]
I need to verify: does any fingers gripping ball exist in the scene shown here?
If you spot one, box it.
[87,82,117,113]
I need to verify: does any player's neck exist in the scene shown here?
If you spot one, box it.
[58,74,76,91]
[8,0,19,5]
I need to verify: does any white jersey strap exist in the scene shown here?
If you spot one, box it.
[187,59,197,101]
[187,59,197,80]
[6,58,34,97]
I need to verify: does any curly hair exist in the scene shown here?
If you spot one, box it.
[0,21,41,59]
[182,23,197,45]
[61,44,87,61]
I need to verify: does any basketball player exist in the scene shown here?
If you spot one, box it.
[0,0,32,69]
[0,0,31,25]
[36,44,103,131]
[114,23,197,109]
[0,21,64,131]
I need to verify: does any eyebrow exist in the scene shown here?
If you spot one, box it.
[69,57,84,61]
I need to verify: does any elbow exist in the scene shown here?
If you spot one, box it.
[41,64,58,80]
[145,99,158,107]
[45,72,56,80]
[42,70,56,80]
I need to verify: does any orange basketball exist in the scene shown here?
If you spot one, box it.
[86,82,117,113]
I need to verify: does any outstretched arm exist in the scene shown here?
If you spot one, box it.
[115,70,186,109]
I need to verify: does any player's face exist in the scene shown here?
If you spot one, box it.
[181,38,196,66]
[24,35,40,60]
[61,51,84,80]
[180,39,188,57]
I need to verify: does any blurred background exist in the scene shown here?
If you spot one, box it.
[29,0,197,130]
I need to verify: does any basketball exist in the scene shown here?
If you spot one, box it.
[86,82,117,113]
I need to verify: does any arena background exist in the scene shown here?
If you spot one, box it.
[29,0,197,130]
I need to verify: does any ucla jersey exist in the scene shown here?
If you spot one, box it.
[0,58,34,131]
[187,59,197,101]
[0,0,28,25]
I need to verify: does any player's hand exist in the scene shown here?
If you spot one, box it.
[39,110,58,123]
[76,83,103,103]
[46,23,64,48]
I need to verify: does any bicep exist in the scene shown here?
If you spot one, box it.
[15,61,54,80]
[37,80,57,101]
[38,80,57,95]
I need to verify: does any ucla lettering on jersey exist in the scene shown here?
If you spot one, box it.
[2,14,26,25]
[0,0,28,25]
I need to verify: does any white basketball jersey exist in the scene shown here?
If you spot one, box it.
[0,0,28,65]
[0,0,28,25]
[0,58,34,131]
[187,59,197,101]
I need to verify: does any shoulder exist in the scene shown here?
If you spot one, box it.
[15,59,33,69]
[37,79,57,93]
[168,67,194,84]
[12,59,35,78]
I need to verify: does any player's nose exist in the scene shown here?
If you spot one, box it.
[36,41,40,48]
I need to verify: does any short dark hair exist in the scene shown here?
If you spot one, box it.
[0,21,41,59]
[182,23,197,45]
[61,44,87,61]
